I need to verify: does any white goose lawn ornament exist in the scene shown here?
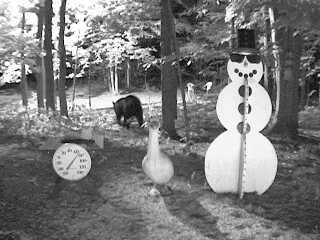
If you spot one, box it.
[204,81,213,94]
[142,121,174,196]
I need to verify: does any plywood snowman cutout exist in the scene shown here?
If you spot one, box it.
[205,30,277,198]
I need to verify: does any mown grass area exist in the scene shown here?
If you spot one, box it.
[0,87,319,239]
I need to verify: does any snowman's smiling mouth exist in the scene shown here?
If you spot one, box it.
[233,68,259,78]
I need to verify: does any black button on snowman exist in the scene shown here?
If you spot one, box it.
[205,29,277,198]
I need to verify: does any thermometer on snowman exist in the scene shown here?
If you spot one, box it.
[238,60,250,199]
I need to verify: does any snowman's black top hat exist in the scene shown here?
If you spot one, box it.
[232,29,259,55]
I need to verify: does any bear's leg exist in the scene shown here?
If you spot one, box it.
[123,117,130,129]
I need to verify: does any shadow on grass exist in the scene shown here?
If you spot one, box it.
[163,134,320,234]
[1,127,319,237]
[102,137,230,239]
[237,170,320,233]
[0,136,149,239]
[163,190,230,240]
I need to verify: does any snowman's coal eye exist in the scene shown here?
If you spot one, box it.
[246,54,261,64]
[230,53,245,63]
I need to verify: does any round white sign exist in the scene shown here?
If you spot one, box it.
[205,131,277,194]
[216,81,272,132]
[52,143,91,181]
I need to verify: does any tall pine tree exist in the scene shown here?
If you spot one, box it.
[58,0,68,116]
[44,0,55,111]
[161,0,179,139]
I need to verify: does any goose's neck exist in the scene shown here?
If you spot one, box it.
[147,129,160,156]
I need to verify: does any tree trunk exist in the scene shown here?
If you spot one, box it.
[110,65,115,94]
[161,0,179,139]
[172,18,189,141]
[88,62,92,108]
[71,45,78,111]
[262,6,269,90]
[126,59,130,89]
[299,75,306,108]
[273,27,302,136]
[20,11,28,107]
[104,65,110,91]
[318,78,320,106]
[230,17,236,49]
[44,0,55,111]
[41,27,46,101]
[114,63,119,94]
[36,0,45,109]
[228,17,237,84]
[144,71,148,89]
[269,7,280,112]
[264,7,281,135]
[58,0,68,116]
[175,47,190,142]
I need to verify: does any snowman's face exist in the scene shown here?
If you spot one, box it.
[227,53,263,84]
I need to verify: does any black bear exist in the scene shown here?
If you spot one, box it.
[113,95,144,128]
